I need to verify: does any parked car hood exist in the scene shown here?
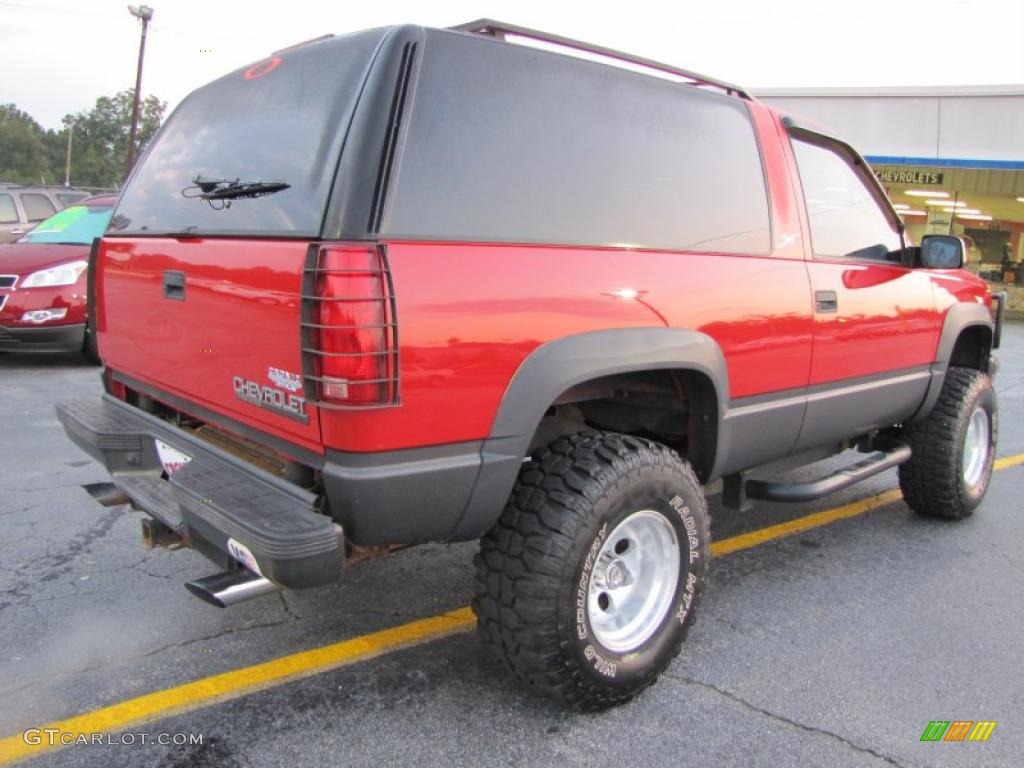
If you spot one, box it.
[0,241,90,277]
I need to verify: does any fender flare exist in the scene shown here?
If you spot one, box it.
[935,302,994,365]
[447,327,730,540]
[910,302,994,423]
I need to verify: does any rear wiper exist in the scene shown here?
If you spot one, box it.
[183,176,290,209]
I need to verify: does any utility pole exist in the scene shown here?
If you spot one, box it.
[64,119,73,188]
[124,4,154,181]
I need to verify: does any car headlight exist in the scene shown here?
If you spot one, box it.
[20,260,88,288]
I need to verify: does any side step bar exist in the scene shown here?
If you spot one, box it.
[744,440,912,504]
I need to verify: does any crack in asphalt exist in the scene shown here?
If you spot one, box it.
[664,672,912,768]
[137,564,188,581]
[0,503,37,518]
[0,509,139,615]
[0,602,427,701]
[0,617,296,700]
[278,592,301,620]
[0,556,174,612]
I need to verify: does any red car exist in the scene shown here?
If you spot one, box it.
[0,195,116,361]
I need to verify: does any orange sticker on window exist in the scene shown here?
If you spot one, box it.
[244,56,282,80]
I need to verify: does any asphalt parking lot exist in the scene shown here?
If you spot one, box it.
[1,324,1022,768]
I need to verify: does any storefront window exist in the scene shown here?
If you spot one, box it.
[873,165,1024,284]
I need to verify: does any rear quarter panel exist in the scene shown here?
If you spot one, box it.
[322,241,814,452]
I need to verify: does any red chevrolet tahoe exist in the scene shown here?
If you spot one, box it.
[58,20,1005,708]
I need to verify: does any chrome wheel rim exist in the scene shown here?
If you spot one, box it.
[962,406,991,488]
[587,510,680,653]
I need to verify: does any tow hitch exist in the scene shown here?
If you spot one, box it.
[141,517,185,549]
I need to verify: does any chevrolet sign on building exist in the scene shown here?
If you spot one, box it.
[874,169,945,185]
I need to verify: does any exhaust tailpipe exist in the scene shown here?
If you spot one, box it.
[185,569,278,608]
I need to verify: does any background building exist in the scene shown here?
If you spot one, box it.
[756,86,1024,274]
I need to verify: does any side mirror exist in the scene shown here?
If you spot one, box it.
[919,234,965,270]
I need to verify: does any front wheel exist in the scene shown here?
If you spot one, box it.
[899,367,997,520]
[473,431,710,709]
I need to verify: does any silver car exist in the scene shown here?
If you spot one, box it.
[0,184,93,243]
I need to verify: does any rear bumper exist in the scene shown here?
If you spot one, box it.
[0,322,85,353]
[99,371,493,547]
[56,395,343,589]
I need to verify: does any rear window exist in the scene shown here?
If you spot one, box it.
[21,193,56,222]
[0,194,16,224]
[22,204,113,244]
[384,31,771,253]
[109,28,388,238]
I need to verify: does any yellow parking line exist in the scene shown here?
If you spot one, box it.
[2,451,1022,766]
[0,608,476,765]
[715,450,1024,556]
[995,453,1024,470]
[710,489,904,557]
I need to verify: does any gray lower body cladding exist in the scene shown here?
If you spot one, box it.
[56,395,342,589]
[0,322,85,353]
[321,441,485,544]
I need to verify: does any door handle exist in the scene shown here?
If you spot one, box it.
[815,290,838,313]
[163,270,186,301]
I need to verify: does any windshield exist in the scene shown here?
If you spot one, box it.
[21,204,113,244]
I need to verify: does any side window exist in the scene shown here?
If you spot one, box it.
[0,194,16,224]
[792,139,902,261]
[389,32,772,254]
[57,193,88,207]
[20,193,57,222]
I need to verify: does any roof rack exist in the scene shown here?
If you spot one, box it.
[450,19,750,100]
[0,182,89,190]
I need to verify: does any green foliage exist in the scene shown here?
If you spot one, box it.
[0,91,166,189]
[0,105,52,184]
[63,91,166,188]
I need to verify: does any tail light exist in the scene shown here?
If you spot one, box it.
[302,245,398,408]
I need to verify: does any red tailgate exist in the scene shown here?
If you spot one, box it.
[97,237,322,453]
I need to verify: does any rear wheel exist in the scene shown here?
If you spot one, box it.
[899,367,997,520]
[473,431,710,709]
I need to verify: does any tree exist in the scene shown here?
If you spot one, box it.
[0,92,165,189]
[62,90,166,188]
[0,105,52,184]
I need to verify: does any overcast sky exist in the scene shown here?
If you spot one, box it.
[2,0,1023,130]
